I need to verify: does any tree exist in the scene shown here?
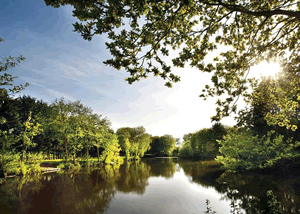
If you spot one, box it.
[132,126,151,158]
[116,126,151,159]
[264,71,300,131]
[148,134,176,156]
[0,38,28,96]
[67,101,94,159]
[19,112,43,163]
[88,113,122,163]
[50,98,79,161]
[180,123,228,159]
[0,90,20,134]
[44,0,300,125]
[237,73,300,140]
[99,132,122,164]
[148,136,160,156]
[0,38,29,148]
[116,127,132,159]
[159,134,176,156]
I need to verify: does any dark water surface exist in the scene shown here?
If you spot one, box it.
[1,158,300,214]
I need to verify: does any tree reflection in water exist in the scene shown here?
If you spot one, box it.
[1,159,300,214]
[0,166,120,214]
[180,160,300,214]
[146,158,177,178]
[117,161,151,195]
[0,174,43,214]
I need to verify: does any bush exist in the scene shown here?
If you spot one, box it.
[216,130,300,171]
[0,152,21,177]
[26,152,43,174]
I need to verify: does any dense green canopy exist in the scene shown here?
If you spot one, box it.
[44,0,300,125]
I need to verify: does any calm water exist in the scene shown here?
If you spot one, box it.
[1,158,300,214]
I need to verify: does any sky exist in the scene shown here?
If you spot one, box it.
[0,0,282,140]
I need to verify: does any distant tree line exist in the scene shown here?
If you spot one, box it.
[0,91,178,177]
[0,39,177,179]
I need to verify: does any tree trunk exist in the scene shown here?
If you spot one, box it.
[86,147,90,158]
[64,135,68,162]
[97,147,100,162]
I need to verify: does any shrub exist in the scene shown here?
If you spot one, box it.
[26,152,43,174]
[0,152,21,177]
[57,161,81,170]
[216,130,300,171]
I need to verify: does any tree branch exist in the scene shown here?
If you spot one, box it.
[202,0,300,19]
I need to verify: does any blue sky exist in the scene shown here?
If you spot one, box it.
[1,0,281,139]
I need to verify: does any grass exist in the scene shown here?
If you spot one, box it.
[40,156,126,168]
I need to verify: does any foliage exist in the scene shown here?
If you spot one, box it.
[0,38,28,95]
[116,126,151,160]
[216,130,300,171]
[0,90,20,134]
[99,133,122,164]
[0,38,31,177]
[149,134,176,156]
[237,73,300,135]
[263,72,300,131]
[19,112,43,162]
[266,190,282,214]
[204,200,216,214]
[44,0,300,125]
[178,140,193,158]
[57,161,81,171]
[0,95,126,173]
[179,123,228,159]
[26,152,43,174]
[190,128,213,159]
[117,128,131,159]
[0,152,20,177]
[0,152,44,177]
[50,98,81,161]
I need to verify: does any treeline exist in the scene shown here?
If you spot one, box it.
[0,42,178,178]
[179,72,300,171]
[0,91,178,177]
[0,93,122,175]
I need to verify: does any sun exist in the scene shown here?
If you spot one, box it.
[249,61,282,80]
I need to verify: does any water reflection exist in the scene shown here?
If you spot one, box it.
[146,158,177,178]
[179,161,300,214]
[0,159,300,214]
[215,171,300,214]
[117,161,151,195]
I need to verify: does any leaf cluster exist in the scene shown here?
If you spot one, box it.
[44,0,300,121]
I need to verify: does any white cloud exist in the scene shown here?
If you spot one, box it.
[20,77,76,101]
[58,63,86,77]
[45,88,76,101]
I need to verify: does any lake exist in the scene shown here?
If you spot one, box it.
[0,158,300,214]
